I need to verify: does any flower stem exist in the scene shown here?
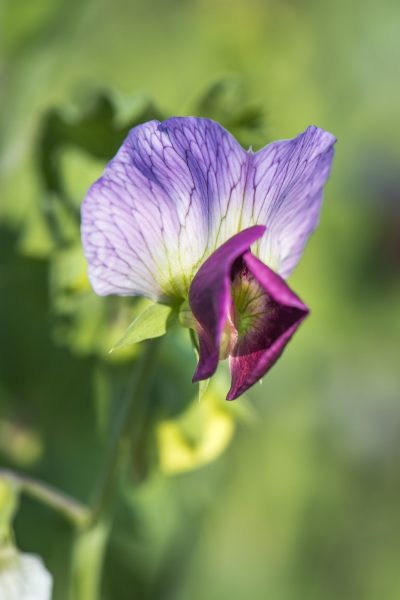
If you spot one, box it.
[68,519,110,600]
[91,337,161,521]
[69,338,161,600]
[0,469,91,529]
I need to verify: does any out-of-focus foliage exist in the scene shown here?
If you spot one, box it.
[1,0,400,598]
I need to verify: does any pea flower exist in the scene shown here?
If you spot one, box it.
[81,118,335,399]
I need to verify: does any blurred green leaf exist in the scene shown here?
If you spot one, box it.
[34,90,164,248]
[38,91,163,196]
[194,78,269,149]
[47,242,139,357]
[110,303,177,352]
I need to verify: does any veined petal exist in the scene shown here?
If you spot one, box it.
[189,226,266,382]
[245,126,336,277]
[82,119,335,303]
[227,252,309,400]
[81,117,249,301]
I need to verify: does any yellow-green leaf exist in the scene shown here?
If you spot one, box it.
[110,303,176,352]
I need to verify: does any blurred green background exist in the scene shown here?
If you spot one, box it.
[1,0,400,598]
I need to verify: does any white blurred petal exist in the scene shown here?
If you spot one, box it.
[0,549,52,600]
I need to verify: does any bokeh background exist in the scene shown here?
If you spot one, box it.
[1,0,400,598]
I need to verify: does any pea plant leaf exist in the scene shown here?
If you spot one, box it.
[194,77,269,149]
[35,91,164,246]
[110,303,177,352]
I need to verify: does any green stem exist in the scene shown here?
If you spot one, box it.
[0,469,91,529]
[68,519,110,600]
[69,338,161,600]
[91,338,161,521]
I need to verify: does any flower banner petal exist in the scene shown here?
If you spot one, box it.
[81,117,248,301]
[244,126,336,277]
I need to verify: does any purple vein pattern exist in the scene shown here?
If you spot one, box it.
[82,117,336,301]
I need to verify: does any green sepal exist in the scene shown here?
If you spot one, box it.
[184,316,211,402]
[178,300,197,330]
[110,303,177,352]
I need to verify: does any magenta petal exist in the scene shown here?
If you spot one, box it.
[189,225,266,382]
[227,252,309,400]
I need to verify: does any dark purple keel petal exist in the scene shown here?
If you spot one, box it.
[189,225,266,382]
[227,252,309,400]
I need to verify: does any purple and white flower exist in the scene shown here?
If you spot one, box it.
[81,117,335,399]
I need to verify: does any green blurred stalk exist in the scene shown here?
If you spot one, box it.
[92,337,161,518]
[0,469,91,529]
[68,520,110,600]
[68,338,161,600]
